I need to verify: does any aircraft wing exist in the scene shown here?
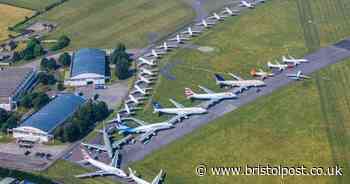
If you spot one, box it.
[75,170,109,178]
[169,99,185,108]
[110,150,120,168]
[151,170,163,184]
[128,117,147,126]
[112,135,133,149]
[138,130,156,142]
[81,143,106,151]
[228,73,242,80]
[198,85,214,94]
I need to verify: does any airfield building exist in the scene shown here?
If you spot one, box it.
[12,93,86,143]
[0,68,37,111]
[64,48,108,87]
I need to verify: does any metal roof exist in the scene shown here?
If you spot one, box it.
[70,48,106,78]
[0,68,35,101]
[20,93,86,133]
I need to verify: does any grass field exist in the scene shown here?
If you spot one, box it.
[134,0,350,122]
[0,0,60,10]
[0,4,33,41]
[127,0,350,183]
[131,58,350,184]
[17,0,195,49]
[39,160,120,184]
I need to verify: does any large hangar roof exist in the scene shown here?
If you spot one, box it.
[20,93,86,133]
[70,48,106,78]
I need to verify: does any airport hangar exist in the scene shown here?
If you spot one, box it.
[0,68,37,111]
[64,48,109,87]
[12,93,86,143]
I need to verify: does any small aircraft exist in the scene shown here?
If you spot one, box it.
[185,85,237,105]
[196,19,216,28]
[221,7,240,16]
[286,70,311,80]
[240,0,255,8]
[137,57,157,67]
[81,124,114,159]
[156,42,178,51]
[140,68,158,76]
[128,168,163,184]
[75,148,128,178]
[208,12,226,21]
[145,49,166,58]
[282,55,308,66]
[116,118,174,143]
[250,68,274,80]
[168,34,190,43]
[126,94,147,105]
[267,61,290,71]
[182,27,201,37]
[136,75,157,85]
[214,73,265,90]
[131,84,152,95]
[152,99,207,118]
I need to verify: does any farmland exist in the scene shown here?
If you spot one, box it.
[0,4,33,41]
[0,0,60,10]
[19,0,195,49]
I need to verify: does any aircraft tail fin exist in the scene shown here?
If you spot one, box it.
[80,148,92,160]
[184,88,195,98]
[128,168,136,178]
[250,68,257,76]
[214,74,225,82]
[152,101,163,113]
[151,169,164,184]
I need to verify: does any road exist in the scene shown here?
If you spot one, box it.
[120,39,350,167]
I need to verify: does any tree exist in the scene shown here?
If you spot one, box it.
[40,58,57,71]
[94,101,109,121]
[51,35,70,51]
[114,57,131,79]
[57,82,64,91]
[0,109,9,123]
[58,52,71,67]
[33,44,44,57]
[22,38,44,60]
[1,115,18,132]
[93,94,99,101]
[32,93,50,110]
[38,72,56,85]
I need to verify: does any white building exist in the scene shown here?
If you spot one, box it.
[0,68,37,111]
[64,48,108,87]
[12,93,86,143]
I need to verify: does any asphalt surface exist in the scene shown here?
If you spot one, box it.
[120,40,350,167]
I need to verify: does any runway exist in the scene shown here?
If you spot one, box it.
[120,38,350,167]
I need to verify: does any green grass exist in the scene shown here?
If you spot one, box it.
[0,0,60,10]
[133,0,350,122]
[18,0,195,49]
[39,160,119,184]
[131,58,350,184]
[127,0,350,183]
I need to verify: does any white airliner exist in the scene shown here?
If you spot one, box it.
[126,94,147,105]
[214,73,265,89]
[153,99,207,118]
[267,61,290,71]
[81,124,114,159]
[208,12,226,21]
[282,55,308,66]
[119,103,140,115]
[250,68,274,80]
[168,34,190,43]
[185,85,237,105]
[240,0,255,8]
[145,49,166,58]
[196,19,216,28]
[136,75,157,85]
[131,84,152,95]
[140,68,158,76]
[286,70,311,80]
[138,57,157,67]
[157,42,178,51]
[221,7,239,16]
[128,168,163,184]
[116,117,174,142]
[182,27,201,37]
[75,148,128,178]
